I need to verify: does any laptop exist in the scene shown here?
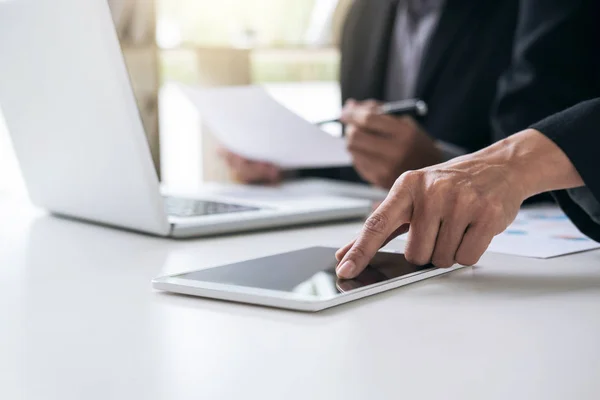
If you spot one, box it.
[0,0,370,238]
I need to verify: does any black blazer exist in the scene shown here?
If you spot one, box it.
[493,0,600,138]
[301,0,519,182]
[492,0,600,241]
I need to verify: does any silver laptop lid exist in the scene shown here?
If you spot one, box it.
[0,0,170,236]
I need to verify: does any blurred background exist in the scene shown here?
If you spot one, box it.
[0,0,353,198]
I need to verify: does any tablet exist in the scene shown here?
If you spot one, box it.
[152,247,463,312]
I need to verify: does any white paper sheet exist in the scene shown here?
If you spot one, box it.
[181,85,352,169]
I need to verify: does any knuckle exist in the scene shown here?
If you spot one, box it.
[395,170,424,189]
[433,177,453,194]
[487,202,505,219]
[458,192,478,211]
[363,213,389,236]
[478,202,504,227]
[448,195,463,214]
[347,245,368,263]
[449,193,474,216]
[479,195,499,213]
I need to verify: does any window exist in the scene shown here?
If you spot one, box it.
[157,0,350,85]
[158,0,321,48]
[0,1,352,194]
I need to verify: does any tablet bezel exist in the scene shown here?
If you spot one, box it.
[152,248,465,312]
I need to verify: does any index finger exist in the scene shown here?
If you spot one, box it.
[336,191,413,279]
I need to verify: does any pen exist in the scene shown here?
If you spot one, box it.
[316,98,428,127]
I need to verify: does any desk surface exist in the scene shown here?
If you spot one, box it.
[2,198,600,400]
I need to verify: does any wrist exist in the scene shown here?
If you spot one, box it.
[493,129,584,199]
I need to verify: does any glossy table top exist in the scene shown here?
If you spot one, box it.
[2,198,600,400]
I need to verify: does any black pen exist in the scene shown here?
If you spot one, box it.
[316,98,428,130]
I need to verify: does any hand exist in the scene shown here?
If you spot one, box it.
[340,99,442,189]
[335,129,584,279]
[219,148,282,185]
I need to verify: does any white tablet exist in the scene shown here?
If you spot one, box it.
[152,247,464,312]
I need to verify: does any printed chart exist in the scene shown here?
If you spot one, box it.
[486,206,599,258]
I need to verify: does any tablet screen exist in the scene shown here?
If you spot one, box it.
[172,247,432,299]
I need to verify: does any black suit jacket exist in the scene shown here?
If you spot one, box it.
[493,0,600,137]
[492,0,600,241]
[301,0,519,182]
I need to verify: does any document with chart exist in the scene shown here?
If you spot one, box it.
[484,206,600,258]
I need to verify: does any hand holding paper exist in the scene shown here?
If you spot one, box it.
[181,85,352,169]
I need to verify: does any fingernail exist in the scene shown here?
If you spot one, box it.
[336,260,357,279]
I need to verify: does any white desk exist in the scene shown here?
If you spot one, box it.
[2,198,600,400]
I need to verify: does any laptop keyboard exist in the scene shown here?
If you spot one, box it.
[164,197,262,218]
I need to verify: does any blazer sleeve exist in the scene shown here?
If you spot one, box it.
[530,99,600,242]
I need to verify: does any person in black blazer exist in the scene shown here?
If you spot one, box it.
[493,0,600,140]
[333,0,600,278]
[334,104,600,279]
[492,0,600,242]
[222,0,519,189]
